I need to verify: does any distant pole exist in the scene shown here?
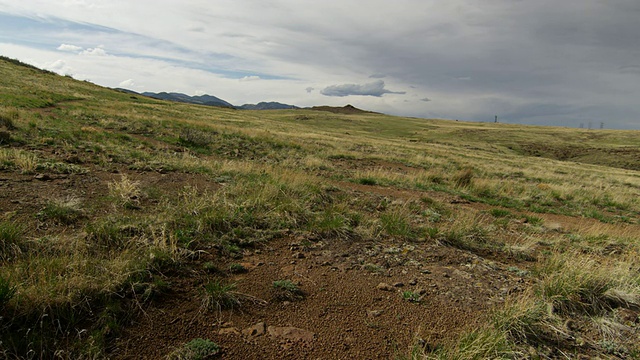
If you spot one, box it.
[495,115,498,123]
[600,122,604,129]
[579,123,584,129]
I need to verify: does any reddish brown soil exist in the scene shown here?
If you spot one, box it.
[110,235,527,359]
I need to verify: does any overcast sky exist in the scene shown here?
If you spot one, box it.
[1,1,639,129]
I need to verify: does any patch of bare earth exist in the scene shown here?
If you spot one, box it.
[110,232,527,359]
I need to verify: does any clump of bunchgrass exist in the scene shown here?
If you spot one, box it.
[0,221,24,260]
[421,327,512,359]
[402,290,423,303]
[0,107,18,130]
[272,279,304,301]
[108,174,141,209]
[0,276,16,308]
[37,196,85,225]
[201,280,240,312]
[167,338,220,360]
[179,128,217,147]
[453,167,474,188]
[227,263,247,274]
[535,253,614,315]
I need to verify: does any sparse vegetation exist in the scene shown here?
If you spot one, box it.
[167,338,220,360]
[1,56,639,358]
[202,280,240,312]
[272,280,304,301]
[37,196,85,225]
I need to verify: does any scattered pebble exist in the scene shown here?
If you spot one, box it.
[367,309,384,318]
[377,283,395,291]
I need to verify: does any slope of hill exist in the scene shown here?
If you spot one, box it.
[310,104,376,114]
[1,56,640,359]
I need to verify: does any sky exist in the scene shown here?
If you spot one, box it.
[1,1,640,129]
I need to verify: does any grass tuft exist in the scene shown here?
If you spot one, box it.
[272,279,304,301]
[167,338,220,360]
[108,175,141,209]
[0,221,25,260]
[453,168,474,188]
[202,280,240,312]
[0,276,16,308]
[37,197,85,225]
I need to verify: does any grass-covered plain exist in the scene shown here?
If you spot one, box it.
[1,56,639,359]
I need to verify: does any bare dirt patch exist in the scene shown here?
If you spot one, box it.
[111,235,526,359]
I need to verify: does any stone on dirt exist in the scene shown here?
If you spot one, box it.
[242,322,266,337]
[267,326,315,342]
[376,283,395,291]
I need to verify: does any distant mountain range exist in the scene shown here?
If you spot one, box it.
[141,92,234,108]
[115,89,376,115]
[116,89,298,110]
[238,102,298,110]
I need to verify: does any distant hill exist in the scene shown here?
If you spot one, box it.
[239,102,298,110]
[309,104,376,114]
[141,92,234,108]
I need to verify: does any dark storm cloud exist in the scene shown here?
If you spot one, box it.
[321,80,405,97]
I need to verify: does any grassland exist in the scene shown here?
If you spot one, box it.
[1,56,639,359]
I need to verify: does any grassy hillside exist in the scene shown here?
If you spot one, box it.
[1,56,639,359]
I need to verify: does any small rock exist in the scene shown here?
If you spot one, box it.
[242,322,266,337]
[367,309,384,318]
[321,261,332,266]
[393,282,405,288]
[415,288,427,295]
[218,327,240,335]
[267,326,315,342]
[409,279,417,285]
[34,173,51,181]
[443,273,450,278]
[292,252,305,259]
[420,269,432,274]
[377,283,395,292]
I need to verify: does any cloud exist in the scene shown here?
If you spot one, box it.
[45,59,73,75]
[80,47,107,56]
[57,43,82,52]
[305,87,314,93]
[118,79,135,87]
[369,73,386,78]
[239,75,260,81]
[321,80,405,97]
[420,97,431,102]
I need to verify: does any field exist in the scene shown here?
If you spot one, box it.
[1,56,639,359]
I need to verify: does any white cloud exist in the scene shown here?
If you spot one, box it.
[321,80,405,97]
[118,79,135,87]
[43,59,73,75]
[80,47,107,56]
[239,75,260,82]
[57,44,82,52]
[305,87,314,93]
